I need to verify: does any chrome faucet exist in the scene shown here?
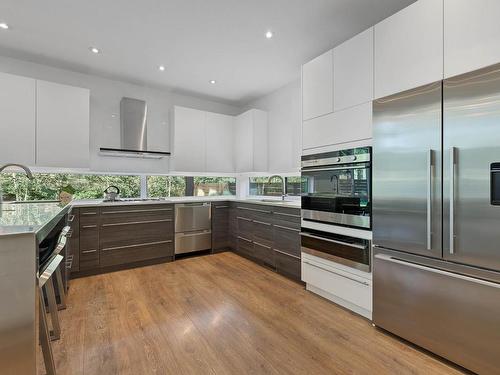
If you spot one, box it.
[0,163,34,205]
[268,175,287,201]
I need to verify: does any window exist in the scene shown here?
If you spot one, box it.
[0,172,141,201]
[249,176,304,197]
[146,176,236,197]
[193,177,236,196]
[147,176,186,197]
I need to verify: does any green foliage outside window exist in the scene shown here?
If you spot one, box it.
[147,176,186,197]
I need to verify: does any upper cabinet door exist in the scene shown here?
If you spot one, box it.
[205,112,234,173]
[334,28,374,111]
[172,106,206,172]
[0,73,36,166]
[234,110,254,173]
[374,0,443,99]
[36,80,90,168]
[444,0,500,78]
[302,50,334,120]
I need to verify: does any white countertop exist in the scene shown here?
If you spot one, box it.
[0,202,70,238]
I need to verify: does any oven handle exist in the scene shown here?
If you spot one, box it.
[301,165,368,173]
[300,232,367,250]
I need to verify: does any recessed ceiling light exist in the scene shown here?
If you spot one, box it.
[265,30,273,39]
[0,23,9,30]
[89,46,100,54]
[209,80,216,84]
[158,65,165,71]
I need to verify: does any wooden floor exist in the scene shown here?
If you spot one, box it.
[45,252,464,375]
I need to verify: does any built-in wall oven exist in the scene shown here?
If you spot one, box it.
[301,147,372,230]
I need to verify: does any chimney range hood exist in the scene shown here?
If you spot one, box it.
[100,97,171,158]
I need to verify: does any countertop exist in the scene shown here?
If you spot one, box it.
[0,202,70,239]
[71,197,301,208]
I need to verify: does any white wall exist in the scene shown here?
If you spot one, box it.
[247,78,301,173]
[0,55,242,174]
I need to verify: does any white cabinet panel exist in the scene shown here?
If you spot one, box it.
[302,50,334,120]
[205,112,234,173]
[444,0,500,78]
[302,102,372,150]
[334,28,374,111]
[36,80,90,168]
[172,106,206,172]
[0,73,36,165]
[234,109,268,173]
[252,110,268,172]
[374,0,443,99]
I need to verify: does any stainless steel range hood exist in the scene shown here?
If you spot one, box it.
[100,97,170,158]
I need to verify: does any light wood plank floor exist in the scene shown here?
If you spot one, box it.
[45,252,464,375]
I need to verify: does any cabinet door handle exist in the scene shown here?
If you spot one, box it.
[81,212,97,216]
[274,211,300,218]
[237,236,252,243]
[254,241,271,249]
[81,224,97,229]
[101,207,173,214]
[253,220,271,226]
[68,214,75,222]
[237,216,252,222]
[101,218,172,227]
[237,206,271,214]
[102,239,173,252]
[274,224,299,232]
[215,205,229,209]
[81,249,97,254]
[274,248,301,260]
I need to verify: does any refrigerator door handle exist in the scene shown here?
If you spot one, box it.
[450,147,456,254]
[427,149,433,250]
[374,253,500,289]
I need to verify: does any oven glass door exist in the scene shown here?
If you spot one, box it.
[301,163,371,228]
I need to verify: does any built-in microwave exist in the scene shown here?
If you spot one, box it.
[301,147,372,230]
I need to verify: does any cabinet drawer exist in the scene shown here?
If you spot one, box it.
[275,250,301,281]
[80,248,99,270]
[237,216,253,240]
[237,236,253,258]
[79,207,99,225]
[100,204,173,224]
[254,241,275,268]
[253,218,273,247]
[273,224,301,257]
[272,207,301,226]
[100,220,173,249]
[100,240,173,267]
[80,226,98,251]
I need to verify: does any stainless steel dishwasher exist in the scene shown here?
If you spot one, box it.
[174,202,212,254]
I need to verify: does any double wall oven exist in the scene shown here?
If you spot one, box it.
[300,147,372,272]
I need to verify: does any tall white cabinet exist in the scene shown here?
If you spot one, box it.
[302,50,334,121]
[234,109,268,173]
[205,112,234,173]
[374,0,443,99]
[444,0,500,78]
[0,72,36,166]
[36,80,90,168]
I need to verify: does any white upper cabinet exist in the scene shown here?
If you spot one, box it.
[444,0,500,78]
[302,50,334,120]
[171,106,206,172]
[374,0,443,99]
[36,80,90,168]
[0,72,36,166]
[333,28,374,111]
[205,112,234,173]
[234,109,268,173]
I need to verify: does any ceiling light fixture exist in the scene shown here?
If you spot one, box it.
[0,23,9,30]
[209,80,216,84]
[89,46,100,54]
[158,65,165,71]
[265,30,273,39]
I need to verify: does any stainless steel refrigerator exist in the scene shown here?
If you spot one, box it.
[373,63,500,375]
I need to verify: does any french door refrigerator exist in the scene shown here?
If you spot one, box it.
[373,63,500,375]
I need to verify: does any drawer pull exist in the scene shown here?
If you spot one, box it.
[68,214,75,222]
[102,239,173,252]
[101,207,173,215]
[81,249,97,254]
[274,224,299,232]
[300,232,367,250]
[274,248,301,260]
[66,229,73,238]
[81,225,97,229]
[254,241,271,249]
[303,261,370,286]
[274,211,300,218]
[237,206,271,214]
[215,205,229,209]
[253,220,271,226]
[237,236,252,243]
[101,218,172,227]
[81,212,97,216]
[237,216,252,222]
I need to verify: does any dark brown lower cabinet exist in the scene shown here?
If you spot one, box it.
[212,202,230,252]
[274,249,301,281]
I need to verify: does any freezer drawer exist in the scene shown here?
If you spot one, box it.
[373,249,500,375]
[175,230,212,255]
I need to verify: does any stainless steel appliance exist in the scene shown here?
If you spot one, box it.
[301,147,371,230]
[174,202,212,255]
[301,229,371,272]
[373,63,500,375]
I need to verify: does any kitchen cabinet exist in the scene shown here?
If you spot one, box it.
[78,207,100,271]
[171,106,206,172]
[211,201,230,253]
[302,50,334,120]
[333,28,373,111]
[234,109,268,172]
[67,207,80,273]
[444,0,500,78]
[205,112,234,172]
[272,206,301,281]
[302,102,372,151]
[0,72,36,165]
[36,80,90,168]
[374,0,443,99]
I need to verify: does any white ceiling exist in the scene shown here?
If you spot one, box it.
[0,0,414,105]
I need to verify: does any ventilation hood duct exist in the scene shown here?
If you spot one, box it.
[100,97,170,158]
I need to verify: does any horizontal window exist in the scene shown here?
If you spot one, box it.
[193,177,236,197]
[147,176,186,197]
[0,172,141,201]
[147,176,236,197]
[249,176,305,197]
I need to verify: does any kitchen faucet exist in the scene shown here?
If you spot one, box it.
[0,163,34,206]
[268,175,287,201]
